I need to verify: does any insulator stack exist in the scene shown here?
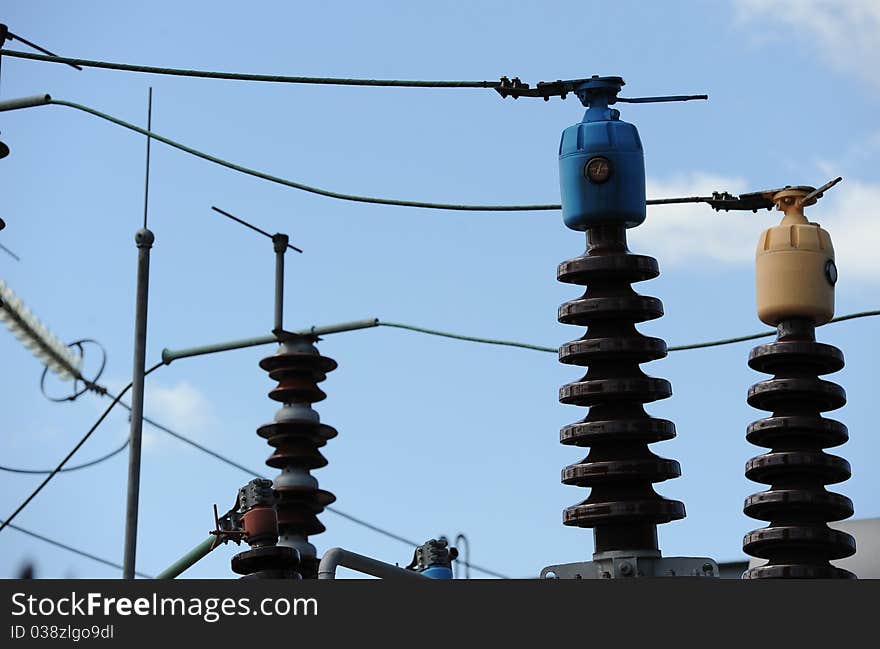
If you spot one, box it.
[230,479,302,580]
[743,318,855,578]
[558,224,685,556]
[257,335,338,579]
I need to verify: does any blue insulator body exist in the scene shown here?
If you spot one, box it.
[558,78,646,230]
[420,566,453,579]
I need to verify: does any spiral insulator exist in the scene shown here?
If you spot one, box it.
[743,318,856,578]
[558,224,684,555]
[257,335,338,579]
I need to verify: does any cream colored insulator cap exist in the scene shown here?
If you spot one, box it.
[755,187,837,326]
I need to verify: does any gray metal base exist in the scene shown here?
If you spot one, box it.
[541,552,719,579]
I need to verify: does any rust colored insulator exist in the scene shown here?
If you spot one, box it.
[558,224,685,556]
[257,335,337,579]
[231,506,302,580]
[742,318,856,578]
[230,479,302,580]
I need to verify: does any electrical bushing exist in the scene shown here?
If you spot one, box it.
[406,539,457,579]
[559,76,646,230]
[743,184,855,578]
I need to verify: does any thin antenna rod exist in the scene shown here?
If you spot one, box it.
[142,88,152,229]
[210,206,303,253]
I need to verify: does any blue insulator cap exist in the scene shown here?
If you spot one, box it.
[420,566,454,579]
[558,76,646,230]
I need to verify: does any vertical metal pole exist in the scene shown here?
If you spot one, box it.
[272,233,289,333]
[123,229,153,579]
[122,88,154,579]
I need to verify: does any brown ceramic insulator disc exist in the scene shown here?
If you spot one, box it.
[562,457,681,486]
[560,417,675,446]
[748,340,844,375]
[744,451,851,486]
[560,377,672,406]
[268,375,328,404]
[266,441,328,470]
[260,350,337,377]
[563,498,685,527]
[559,336,667,364]
[275,508,326,537]
[257,420,337,443]
[557,253,659,284]
[746,416,848,449]
[743,525,856,561]
[231,546,300,577]
[747,377,846,412]
[743,564,855,579]
[558,295,663,325]
[743,489,853,522]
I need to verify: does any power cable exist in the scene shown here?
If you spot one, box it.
[0,376,510,577]
[1,518,153,578]
[0,49,499,88]
[0,362,162,535]
[380,321,556,353]
[0,241,21,262]
[122,402,511,578]
[7,309,877,474]
[666,309,880,351]
[13,96,761,214]
[0,439,128,474]
[49,98,558,211]
[4,309,876,573]
[379,310,880,355]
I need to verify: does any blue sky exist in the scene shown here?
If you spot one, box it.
[1,0,878,579]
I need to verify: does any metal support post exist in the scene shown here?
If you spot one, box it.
[122,227,154,579]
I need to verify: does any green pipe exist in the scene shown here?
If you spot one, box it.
[155,536,217,579]
[161,318,379,364]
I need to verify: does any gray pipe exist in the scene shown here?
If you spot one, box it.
[122,228,154,579]
[160,318,379,364]
[272,234,288,333]
[0,94,52,112]
[318,547,427,580]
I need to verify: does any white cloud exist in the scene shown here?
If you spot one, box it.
[633,172,754,265]
[631,172,880,284]
[734,0,880,90]
[145,381,213,434]
[128,380,216,452]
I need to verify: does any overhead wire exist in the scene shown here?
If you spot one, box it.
[0,438,129,474]
[48,98,559,211]
[0,368,511,577]
[1,95,771,214]
[2,309,876,575]
[378,310,880,355]
[0,49,501,88]
[115,401,511,579]
[0,362,162,535]
[3,309,877,475]
[1,518,153,578]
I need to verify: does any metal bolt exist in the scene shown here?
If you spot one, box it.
[619,562,634,577]
[702,562,714,573]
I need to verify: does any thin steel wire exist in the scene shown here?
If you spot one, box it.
[0,49,497,87]
[142,88,152,229]
[0,362,162,535]
[1,519,153,578]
